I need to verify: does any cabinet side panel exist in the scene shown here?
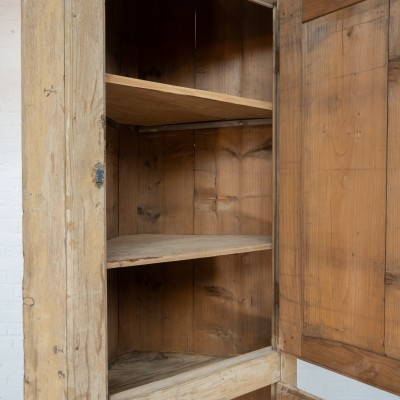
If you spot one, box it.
[302,0,388,353]
[64,0,107,397]
[277,0,303,356]
[385,0,400,360]
[22,1,68,398]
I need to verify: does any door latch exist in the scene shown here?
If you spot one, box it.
[95,162,105,188]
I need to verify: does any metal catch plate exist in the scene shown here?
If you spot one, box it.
[95,162,105,188]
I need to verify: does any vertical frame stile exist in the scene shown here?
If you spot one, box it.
[22,0,68,398]
[64,0,107,398]
[23,0,107,398]
[272,2,279,351]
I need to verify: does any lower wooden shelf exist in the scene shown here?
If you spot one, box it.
[108,347,280,400]
[107,234,272,269]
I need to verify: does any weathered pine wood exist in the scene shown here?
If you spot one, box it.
[22,1,67,397]
[106,74,272,126]
[276,384,323,400]
[116,0,197,356]
[303,0,365,22]
[109,352,227,395]
[118,261,194,353]
[385,0,400,360]
[193,6,273,400]
[302,0,388,353]
[107,234,272,269]
[109,348,280,400]
[64,0,107,397]
[277,0,303,356]
[302,336,400,396]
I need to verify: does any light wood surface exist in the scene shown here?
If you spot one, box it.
[107,234,272,269]
[302,0,387,353]
[386,0,400,361]
[109,347,280,400]
[22,1,67,398]
[277,0,303,357]
[64,0,107,396]
[109,351,227,395]
[302,0,364,21]
[276,384,323,400]
[106,73,272,126]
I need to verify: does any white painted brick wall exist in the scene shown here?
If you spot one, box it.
[0,1,23,399]
[0,2,399,400]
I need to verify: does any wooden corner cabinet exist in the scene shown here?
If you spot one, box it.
[22,0,400,399]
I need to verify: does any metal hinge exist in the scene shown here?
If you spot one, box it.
[275,283,279,307]
[95,162,105,188]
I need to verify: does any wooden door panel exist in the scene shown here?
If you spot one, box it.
[279,0,400,394]
[302,0,388,353]
[386,0,400,360]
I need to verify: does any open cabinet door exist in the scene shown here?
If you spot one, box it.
[278,0,400,395]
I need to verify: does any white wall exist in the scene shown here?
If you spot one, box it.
[0,2,399,400]
[0,1,23,399]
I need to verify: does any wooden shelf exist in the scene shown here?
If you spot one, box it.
[106,73,273,126]
[107,234,272,269]
[108,348,280,400]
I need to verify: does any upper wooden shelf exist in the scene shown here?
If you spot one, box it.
[107,234,272,269]
[106,73,273,126]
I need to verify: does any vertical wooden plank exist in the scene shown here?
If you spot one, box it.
[119,127,140,236]
[194,3,273,400]
[277,0,303,356]
[64,0,107,397]
[118,262,194,353]
[385,0,400,360]
[136,132,195,234]
[117,0,197,356]
[22,1,67,397]
[302,0,388,353]
[107,128,120,240]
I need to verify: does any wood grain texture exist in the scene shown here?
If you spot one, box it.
[22,1,67,397]
[385,0,400,360]
[107,127,119,240]
[109,351,227,395]
[115,0,197,357]
[64,0,107,397]
[118,261,194,353]
[277,0,303,356]
[302,336,400,396]
[106,74,272,126]
[107,234,272,269]
[109,348,280,400]
[302,0,388,353]
[276,384,323,400]
[303,0,365,22]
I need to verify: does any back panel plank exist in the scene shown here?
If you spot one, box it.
[302,0,388,353]
[385,0,400,360]
[193,3,273,400]
[303,0,365,22]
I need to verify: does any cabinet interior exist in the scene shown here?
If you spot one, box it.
[105,0,275,398]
